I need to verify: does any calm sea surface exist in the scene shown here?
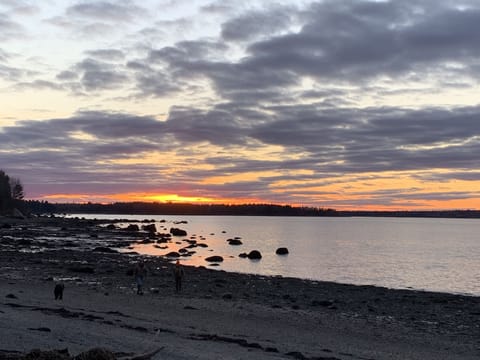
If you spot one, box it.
[73,214,480,296]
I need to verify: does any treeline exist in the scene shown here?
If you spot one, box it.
[24,200,337,217]
[337,210,480,219]
[0,170,25,215]
[22,200,480,218]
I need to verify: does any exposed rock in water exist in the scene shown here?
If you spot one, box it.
[125,224,139,231]
[247,250,262,260]
[141,224,156,233]
[275,247,289,255]
[170,227,187,236]
[205,255,224,262]
[164,251,180,258]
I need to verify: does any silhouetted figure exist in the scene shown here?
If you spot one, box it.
[174,260,185,292]
[54,283,64,300]
[134,261,147,295]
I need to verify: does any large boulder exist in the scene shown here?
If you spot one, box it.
[247,250,262,260]
[276,247,289,255]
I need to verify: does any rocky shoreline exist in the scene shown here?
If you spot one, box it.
[1,216,479,359]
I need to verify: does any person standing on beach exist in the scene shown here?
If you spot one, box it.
[134,260,147,295]
[174,260,185,293]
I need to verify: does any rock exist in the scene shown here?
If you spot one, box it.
[239,253,248,258]
[276,247,289,255]
[68,266,95,274]
[142,224,157,233]
[227,239,243,245]
[23,348,70,360]
[92,247,117,253]
[105,224,116,230]
[6,293,17,299]
[164,251,180,258]
[205,255,224,262]
[170,227,187,236]
[125,224,139,231]
[311,300,334,307]
[222,293,233,300]
[285,351,308,360]
[247,250,262,259]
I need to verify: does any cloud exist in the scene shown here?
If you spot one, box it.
[71,58,129,91]
[221,7,294,41]
[0,12,25,40]
[85,49,125,62]
[66,1,147,23]
[14,79,65,91]
[244,1,480,83]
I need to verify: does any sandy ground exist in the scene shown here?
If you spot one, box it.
[1,216,479,359]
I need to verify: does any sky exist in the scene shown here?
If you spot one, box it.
[1,0,480,210]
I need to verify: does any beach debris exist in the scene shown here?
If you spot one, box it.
[0,347,164,360]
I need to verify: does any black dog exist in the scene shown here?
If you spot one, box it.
[54,284,64,300]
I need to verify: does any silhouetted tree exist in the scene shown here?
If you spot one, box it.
[0,170,13,215]
[10,177,24,200]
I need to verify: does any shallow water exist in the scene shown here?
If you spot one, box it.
[71,214,480,296]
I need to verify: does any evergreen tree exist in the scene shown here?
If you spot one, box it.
[0,170,12,215]
[10,177,25,200]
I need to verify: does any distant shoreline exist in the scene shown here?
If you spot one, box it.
[20,200,480,218]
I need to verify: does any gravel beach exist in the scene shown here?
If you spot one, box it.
[0,216,479,359]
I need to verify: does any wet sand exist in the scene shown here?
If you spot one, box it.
[0,216,479,359]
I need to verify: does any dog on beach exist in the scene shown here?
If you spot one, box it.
[54,283,64,300]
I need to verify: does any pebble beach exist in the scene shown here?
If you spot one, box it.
[0,216,479,359]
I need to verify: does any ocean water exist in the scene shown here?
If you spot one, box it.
[73,214,480,296]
